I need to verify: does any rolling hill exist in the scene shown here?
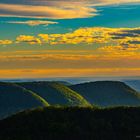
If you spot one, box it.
[70,81,140,107]
[1,80,140,119]
[0,82,49,119]
[18,82,91,107]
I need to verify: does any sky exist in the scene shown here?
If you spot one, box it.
[0,0,140,78]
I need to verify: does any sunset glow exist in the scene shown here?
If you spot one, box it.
[0,0,140,78]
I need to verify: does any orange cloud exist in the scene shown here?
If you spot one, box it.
[7,20,58,26]
[0,68,140,78]
[0,47,140,77]
[37,27,140,47]
[16,35,41,44]
[0,49,140,70]
[14,0,140,8]
[2,27,140,47]
[0,40,13,45]
[0,3,97,19]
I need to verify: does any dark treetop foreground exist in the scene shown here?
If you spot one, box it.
[0,106,140,140]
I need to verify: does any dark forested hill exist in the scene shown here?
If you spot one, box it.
[70,81,140,107]
[18,82,91,106]
[0,82,49,119]
[0,106,140,140]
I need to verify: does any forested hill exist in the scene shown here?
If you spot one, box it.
[0,106,140,140]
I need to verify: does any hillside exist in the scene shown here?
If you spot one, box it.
[70,81,140,107]
[1,80,140,119]
[0,106,140,140]
[124,80,140,92]
[0,82,49,119]
[18,82,91,106]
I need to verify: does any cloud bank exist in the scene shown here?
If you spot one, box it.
[1,26,140,49]
[0,3,97,19]
[0,0,140,19]
[4,27,138,49]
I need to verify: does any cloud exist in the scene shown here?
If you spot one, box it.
[28,0,140,6]
[38,27,140,48]
[1,67,140,78]
[110,28,140,38]
[16,35,41,44]
[1,26,140,48]
[0,0,140,19]
[91,0,140,6]
[0,45,140,77]
[108,28,140,48]
[1,48,140,69]
[7,20,58,26]
[0,40,13,45]
[0,3,97,19]
[38,27,113,45]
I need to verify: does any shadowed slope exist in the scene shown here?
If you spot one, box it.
[0,82,49,119]
[70,81,140,107]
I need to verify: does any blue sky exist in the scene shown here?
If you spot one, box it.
[0,3,140,39]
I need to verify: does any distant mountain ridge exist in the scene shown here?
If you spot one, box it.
[70,81,140,107]
[0,80,140,119]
